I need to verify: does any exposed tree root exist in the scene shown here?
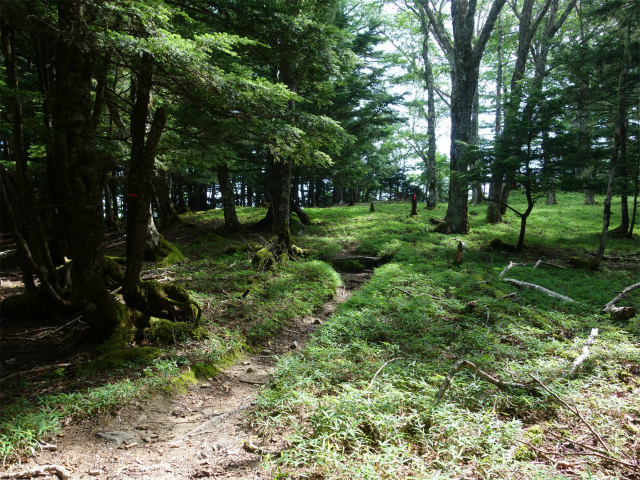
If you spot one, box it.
[0,465,71,480]
[251,233,306,269]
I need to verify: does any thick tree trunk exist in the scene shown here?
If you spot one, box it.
[51,3,122,341]
[218,163,240,232]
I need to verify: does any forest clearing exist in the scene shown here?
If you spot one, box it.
[1,196,639,479]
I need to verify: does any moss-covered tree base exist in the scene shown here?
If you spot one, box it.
[251,233,307,269]
[144,235,185,266]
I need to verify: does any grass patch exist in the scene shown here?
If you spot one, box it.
[251,193,639,479]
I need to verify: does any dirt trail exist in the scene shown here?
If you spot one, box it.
[2,271,370,480]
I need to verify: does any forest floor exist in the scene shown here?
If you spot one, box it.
[1,196,639,480]
[0,226,370,479]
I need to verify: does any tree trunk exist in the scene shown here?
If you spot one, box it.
[333,185,344,204]
[123,52,168,308]
[153,169,181,229]
[51,2,122,341]
[309,177,316,207]
[218,163,240,232]
[592,22,629,269]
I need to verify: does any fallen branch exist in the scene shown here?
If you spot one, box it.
[0,364,72,385]
[0,465,71,480]
[529,375,611,455]
[435,360,533,401]
[515,439,637,471]
[533,259,566,269]
[566,328,598,377]
[243,441,287,457]
[601,282,639,319]
[502,278,575,302]
[499,261,527,279]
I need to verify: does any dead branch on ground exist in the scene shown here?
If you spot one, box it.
[502,278,575,302]
[499,261,527,279]
[533,259,566,269]
[367,357,404,390]
[601,282,639,319]
[435,360,534,402]
[529,375,612,455]
[566,328,599,377]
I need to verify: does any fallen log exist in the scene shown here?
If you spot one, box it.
[601,282,639,319]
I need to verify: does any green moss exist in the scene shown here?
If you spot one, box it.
[252,247,276,269]
[169,370,198,394]
[143,318,207,345]
[144,235,185,266]
[96,305,139,353]
[191,363,222,379]
[104,256,125,284]
[189,233,225,246]
[77,346,162,372]
[487,238,516,251]
[335,259,366,272]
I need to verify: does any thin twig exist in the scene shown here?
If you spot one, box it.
[529,375,612,455]
[499,261,527,279]
[436,360,533,401]
[367,357,404,390]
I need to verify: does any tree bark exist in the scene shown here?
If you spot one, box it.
[420,0,507,233]
[51,2,122,341]
[123,52,168,307]
[218,163,241,232]
[592,22,630,269]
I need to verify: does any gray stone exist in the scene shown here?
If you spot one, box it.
[96,431,136,445]
[313,318,323,325]
[290,341,298,350]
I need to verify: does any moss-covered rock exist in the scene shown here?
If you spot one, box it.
[252,247,276,269]
[487,238,516,252]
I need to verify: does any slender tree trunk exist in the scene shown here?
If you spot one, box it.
[153,169,180,229]
[123,52,168,307]
[218,163,240,232]
[592,22,629,269]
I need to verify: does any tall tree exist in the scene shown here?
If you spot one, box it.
[418,0,507,233]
